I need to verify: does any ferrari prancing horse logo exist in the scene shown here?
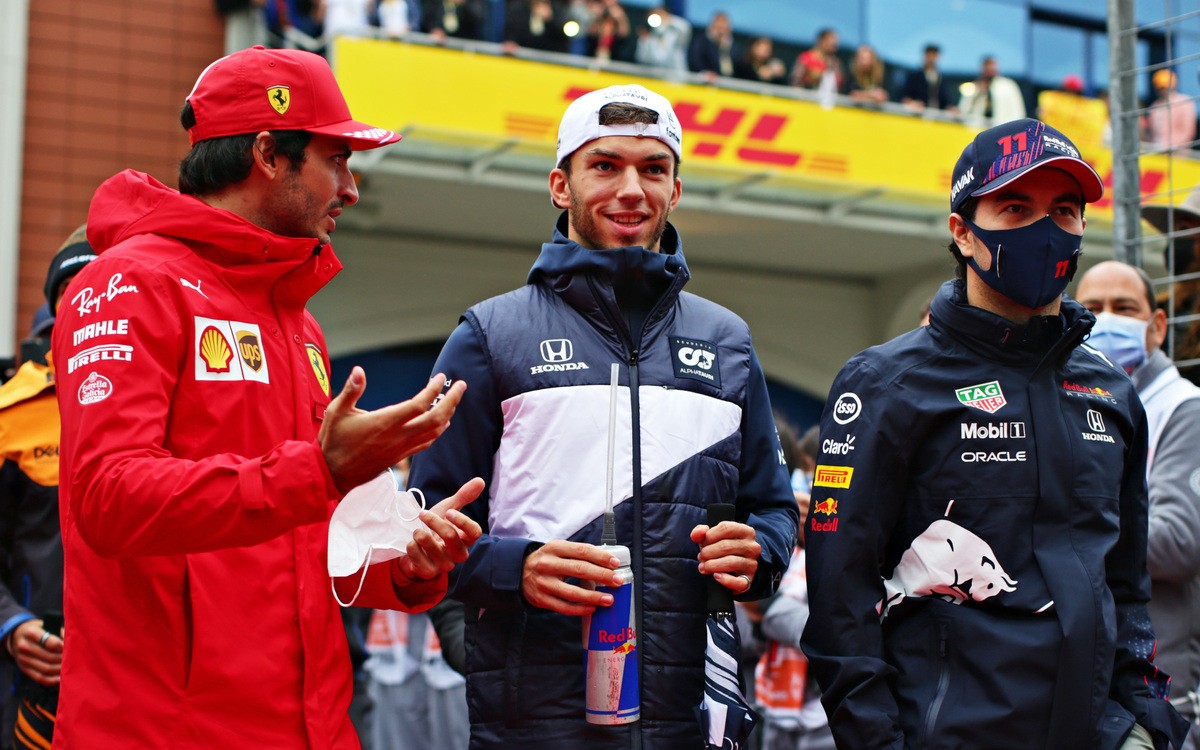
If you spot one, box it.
[268,85,290,115]
[306,343,330,397]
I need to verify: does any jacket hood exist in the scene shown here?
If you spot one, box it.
[527,212,689,287]
[87,169,337,270]
[929,279,1094,364]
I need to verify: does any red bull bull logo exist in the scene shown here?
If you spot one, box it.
[810,497,839,533]
[813,498,838,516]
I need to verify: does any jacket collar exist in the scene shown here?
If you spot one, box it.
[929,279,1094,366]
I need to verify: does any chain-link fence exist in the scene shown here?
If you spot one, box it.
[1109,0,1200,383]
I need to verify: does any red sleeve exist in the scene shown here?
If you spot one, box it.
[53,258,336,559]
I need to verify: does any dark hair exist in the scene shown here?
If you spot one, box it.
[924,43,940,54]
[558,102,681,177]
[798,425,820,466]
[177,101,313,195]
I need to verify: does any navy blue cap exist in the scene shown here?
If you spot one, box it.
[950,118,1104,213]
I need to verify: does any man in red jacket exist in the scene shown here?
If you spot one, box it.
[50,46,482,748]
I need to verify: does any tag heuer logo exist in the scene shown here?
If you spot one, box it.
[956,380,1007,414]
[268,85,290,115]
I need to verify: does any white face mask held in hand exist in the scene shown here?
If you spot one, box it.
[328,468,426,607]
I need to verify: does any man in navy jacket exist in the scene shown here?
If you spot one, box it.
[802,118,1189,749]
[408,84,798,749]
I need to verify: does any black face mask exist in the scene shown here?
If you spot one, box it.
[1164,236,1197,276]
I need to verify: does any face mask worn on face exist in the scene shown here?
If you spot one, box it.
[962,215,1083,309]
[1088,311,1150,374]
[328,469,427,607]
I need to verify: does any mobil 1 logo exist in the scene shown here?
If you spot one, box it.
[669,337,720,388]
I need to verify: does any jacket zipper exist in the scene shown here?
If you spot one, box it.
[923,622,951,744]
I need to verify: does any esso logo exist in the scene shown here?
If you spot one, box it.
[832,392,862,425]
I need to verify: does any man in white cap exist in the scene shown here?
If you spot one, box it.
[408,84,798,748]
[51,46,483,748]
[803,118,1188,749]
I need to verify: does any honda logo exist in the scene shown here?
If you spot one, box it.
[540,339,573,363]
[1086,409,1105,433]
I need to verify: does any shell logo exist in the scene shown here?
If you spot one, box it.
[200,326,233,373]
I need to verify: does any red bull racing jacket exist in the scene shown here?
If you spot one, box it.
[50,170,446,749]
[801,279,1188,750]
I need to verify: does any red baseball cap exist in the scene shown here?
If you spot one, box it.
[185,46,400,150]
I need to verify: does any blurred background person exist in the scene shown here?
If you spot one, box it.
[1143,183,1200,386]
[582,0,631,63]
[634,5,690,74]
[846,44,886,105]
[503,0,568,54]
[959,55,1026,126]
[1146,69,1197,156]
[1,226,96,750]
[688,10,734,83]
[733,36,786,86]
[791,27,842,92]
[899,43,954,113]
[420,0,485,42]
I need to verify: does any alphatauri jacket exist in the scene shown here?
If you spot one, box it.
[409,215,799,749]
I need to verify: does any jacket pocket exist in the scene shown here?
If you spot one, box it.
[921,620,951,745]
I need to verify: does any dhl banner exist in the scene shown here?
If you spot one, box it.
[334,37,1200,220]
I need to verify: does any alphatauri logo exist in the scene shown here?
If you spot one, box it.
[670,337,721,388]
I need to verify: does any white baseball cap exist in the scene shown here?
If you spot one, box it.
[555,84,683,166]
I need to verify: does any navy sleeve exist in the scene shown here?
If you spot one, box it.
[737,348,800,600]
[800,355,907,750]
[407,320,540,612]
[0,461,35,642]
[1107,396,1190,749]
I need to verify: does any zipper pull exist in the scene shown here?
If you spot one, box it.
[628,349,639,366]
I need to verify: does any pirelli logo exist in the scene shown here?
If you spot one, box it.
[812,465,853,489]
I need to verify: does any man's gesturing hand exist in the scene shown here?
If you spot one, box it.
[395,477,485,581]
[320,368,465,494]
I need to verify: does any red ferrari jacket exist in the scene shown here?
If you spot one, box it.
[51,170,444,749]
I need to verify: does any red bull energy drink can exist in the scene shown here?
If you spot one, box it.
[583,545,639,725]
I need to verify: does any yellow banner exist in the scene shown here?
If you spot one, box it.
[334,37,1200,218]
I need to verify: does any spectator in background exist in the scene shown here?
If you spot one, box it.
[1037,74,1108,152]
[1143,184,1200,386]
[504,0,568,54]
[1147,69,1197,156]
[318,0,375,42]
[582,0,631,63]
[421,0,485,42]
[634,5,691,73]
[752,419,834,750]
[688,11,734,83]
[0,227,96,750]
[376,0,420,38]
[791,28,843,92]
[900,43,954,112]
[215,0,268,53]
[1076,261,1200,748]
[265,0,324,51]
[733,36,786,86]
[959,55,1026,126]
[846,44,887,105]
